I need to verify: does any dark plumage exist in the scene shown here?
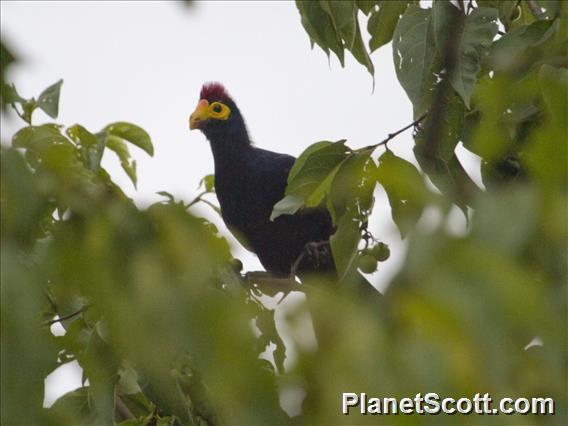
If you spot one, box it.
[190,83,380,298]
[191,83,333,276]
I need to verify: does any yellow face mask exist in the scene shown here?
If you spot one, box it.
[189,99,231,129]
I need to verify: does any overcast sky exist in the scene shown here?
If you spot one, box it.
[1,0,479,409]
[1,0,427,277]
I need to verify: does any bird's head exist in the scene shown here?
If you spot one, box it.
[189,82,243,133]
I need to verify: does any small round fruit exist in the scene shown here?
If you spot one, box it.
[357,254,378,273]
[371,242,390,262]
[230,258,243,273]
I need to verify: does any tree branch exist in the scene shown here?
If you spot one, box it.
[467,0,474,15]
[245,271,302,296]
[415,2,482,207]
[42,304,90,327]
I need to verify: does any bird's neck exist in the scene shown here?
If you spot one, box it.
[205,125,252,174]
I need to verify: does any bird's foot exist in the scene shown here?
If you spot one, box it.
[290,240,333,278]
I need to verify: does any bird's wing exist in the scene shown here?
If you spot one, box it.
[226,223,255,252]
[252,147,295,198]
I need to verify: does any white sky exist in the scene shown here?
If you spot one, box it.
[1,0,480,411]
[1,1,419,277]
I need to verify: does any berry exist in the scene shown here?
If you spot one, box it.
[230,258,243,273]
[371,242,390,262]
[357,254,378,273]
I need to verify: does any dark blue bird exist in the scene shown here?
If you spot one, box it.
[189,83,380,299]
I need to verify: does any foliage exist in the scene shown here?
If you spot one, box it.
[1,82,287,425]
[2,1,567,425]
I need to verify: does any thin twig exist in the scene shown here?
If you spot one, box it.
[185,190,208,209]
[11,103,28,124]
[289,251,306,279]
[186,191,221,214]
[356,112,428,153]
[42,305,91,327]
[115,395,135,420]
[245,271,301,294]
[198,198,221,214]
[525,0,545,19]
[512,0,522,20]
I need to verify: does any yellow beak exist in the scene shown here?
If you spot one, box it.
[189,99,210,130]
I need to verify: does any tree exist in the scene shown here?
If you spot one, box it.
[1,1,566,424]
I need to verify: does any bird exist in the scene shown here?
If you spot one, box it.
[189,82,380,298]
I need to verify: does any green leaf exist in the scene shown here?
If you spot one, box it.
[118,392,154,420]
[67,124,98,147]
[414,140,479,216]
[1,41,18,110]
[432,0,463,49]
[103,122,154,156]
[433,4,498,108]
[524,64,568,189]
[368,1,410,52]
[476,1,519,28]
[1,148,48,246]
[255,308,286,374]
[48,387,98,425]
[21,99,38,125]
[288,140,337,181]
[330,211,361,281]
[2,83,25,105]
[349,18,375,77]
[284,140,349,202]
[118,364,142,395]
[472,186,538,254]
[271,140,349,220]
[67,124,105,171]
[376,150,427,237]
[392,5,439,117]
[295,0,345,65]
[270,194,304,221]
[539,64,568,125]
[320,1,375,76]
[538,0,562,19]
[329,151,376,223]
[320,1,357,48]
[489,20,556,73]
[286,140,348,195]
[199,174,215,192]
[356,0,378,15]
[157,190,176,203]
[37,79,63,119]
[12,124,70,150]
[106,134,137,187]
[421,91,466,162]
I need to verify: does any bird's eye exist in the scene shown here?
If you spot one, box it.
[212,104,223,113]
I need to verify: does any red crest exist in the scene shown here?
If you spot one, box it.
[199,82,232,103]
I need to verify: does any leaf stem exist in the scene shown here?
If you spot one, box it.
[356,112,428,153]
[186,191,221,215]
[185,190,208,209]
